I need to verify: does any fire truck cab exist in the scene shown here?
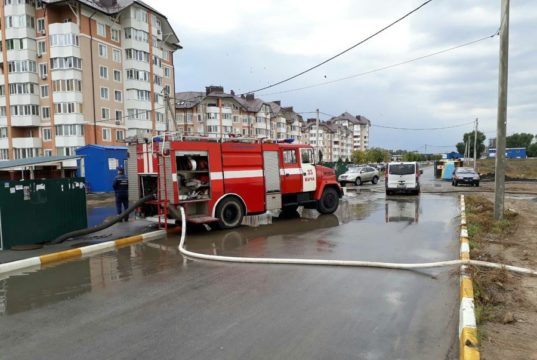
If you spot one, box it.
[128,136,342,229]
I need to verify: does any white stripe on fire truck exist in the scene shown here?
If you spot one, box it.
[210,170,264,180]
[279,168,303,176]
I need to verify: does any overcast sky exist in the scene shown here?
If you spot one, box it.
[150,0,536,152]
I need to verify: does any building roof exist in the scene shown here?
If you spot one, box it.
[76,144,127,151]
[42,0,181,47]
[0,156,82,171]
[175,92,205,109]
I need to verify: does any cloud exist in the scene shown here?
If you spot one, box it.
[149,0,537,150]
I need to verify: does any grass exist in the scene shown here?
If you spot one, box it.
[477,158,537,179]
[464,195,517,328]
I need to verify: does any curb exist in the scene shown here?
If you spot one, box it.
[0,229,167,277]
[459,195,480,360]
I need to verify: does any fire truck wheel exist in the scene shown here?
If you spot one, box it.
[317,187,339,214]
[216,197,244,229]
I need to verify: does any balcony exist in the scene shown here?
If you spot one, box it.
[12,136,42,148]
[55,135,86,147]
[11,115,40,127]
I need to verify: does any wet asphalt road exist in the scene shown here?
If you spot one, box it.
[0,190,461,359]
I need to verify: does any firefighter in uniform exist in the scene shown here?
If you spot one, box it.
[113,166,129,221]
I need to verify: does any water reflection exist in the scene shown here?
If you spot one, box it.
[0,242,182,316]
[385,197,420,224]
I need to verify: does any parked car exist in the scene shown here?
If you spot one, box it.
[385,162,422,195]
[452,167,480,187]
[338,166,379,186]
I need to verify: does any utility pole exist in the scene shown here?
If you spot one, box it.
[494,0,510,220]
[473,118,478,170]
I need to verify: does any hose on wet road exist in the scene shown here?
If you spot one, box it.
[176,206,537,276]
[51,194,155,244]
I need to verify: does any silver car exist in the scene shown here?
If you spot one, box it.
[338,166,379,186]
[452,167,480,187]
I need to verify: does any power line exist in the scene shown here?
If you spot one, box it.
[242,0,434,95]
[372,120,475,131]
[260,31,498,96]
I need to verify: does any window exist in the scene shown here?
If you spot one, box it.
[50,56,82,70]
[283,150,297,164]
[112,48,121,63]
[0,127,7,138]
[97,22,106,37]
[10,105,39,116]
[44,149,52,157]
[0,149,8,160]
[56,146,78,156]
[38,40,46,55]
[115,110,123,123]
[301,149,313,164]
[39,63,48,78]
[42,127,51,141]
[40,85,48,98]
[111,29,120,42]
[37,18,45,33]
[55,102,82,114]
[124,27,148,43]
[114,90,122,102]
[113,70,121,81]
[125,48,149,62]
[100,87,109,100]
[9,83,37,95]
[8,60,37,73]
[98,43,107,58]
[99,66,108,79]
[55,125,84,136]
[116,130,125,141]
[101,108,110,120]
[52,79,82,92]
[164,67,171,77]
[49,34,79,47]
[102,128,111,141]
[41,107,50,119]
[5,15,35,29]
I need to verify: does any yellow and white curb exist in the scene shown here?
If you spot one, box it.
[459,195,479,360]
[0,229,166,277]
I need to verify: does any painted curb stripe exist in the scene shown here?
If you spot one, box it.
[0,229,167,276]
[0,257,41,274]
[459,195,480,360]
[460,327,479,360]
[40,248,82,265]
[460,277,474,299]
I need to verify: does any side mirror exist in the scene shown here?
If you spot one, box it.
[318,150,323,163]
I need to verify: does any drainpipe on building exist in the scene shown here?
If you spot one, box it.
[88,12,98,144]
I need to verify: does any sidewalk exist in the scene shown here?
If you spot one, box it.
[0,219,159,265]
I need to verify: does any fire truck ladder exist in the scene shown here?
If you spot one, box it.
[154,137,171,229]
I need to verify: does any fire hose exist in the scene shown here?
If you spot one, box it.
[51,194,155,244]
[176,206,537,276]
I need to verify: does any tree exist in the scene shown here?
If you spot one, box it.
[455,131,486,158]
[366,147,390,163]
[506,133,534,149]
[528,143,537,158]
[351,150,367,164]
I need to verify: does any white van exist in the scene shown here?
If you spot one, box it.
[385,162,422,195]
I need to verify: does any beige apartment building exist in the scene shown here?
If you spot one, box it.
[0,0,180,160]
[175,86,305,143]
[175,86,371,162]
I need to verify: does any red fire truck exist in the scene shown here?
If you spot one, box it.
[127,135,342,229]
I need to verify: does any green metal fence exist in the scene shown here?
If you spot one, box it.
[322,162,351,178]
[0,178,87,249]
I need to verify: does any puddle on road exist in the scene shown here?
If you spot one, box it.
[0,194,458,316]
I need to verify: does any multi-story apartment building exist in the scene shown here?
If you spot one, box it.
[175,86,304,141]
[330,112,371,151]
[175,86,369,161]
[304,119,353,162]
[0,0,180,160]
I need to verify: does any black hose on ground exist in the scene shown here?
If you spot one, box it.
[51,194,155,244]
